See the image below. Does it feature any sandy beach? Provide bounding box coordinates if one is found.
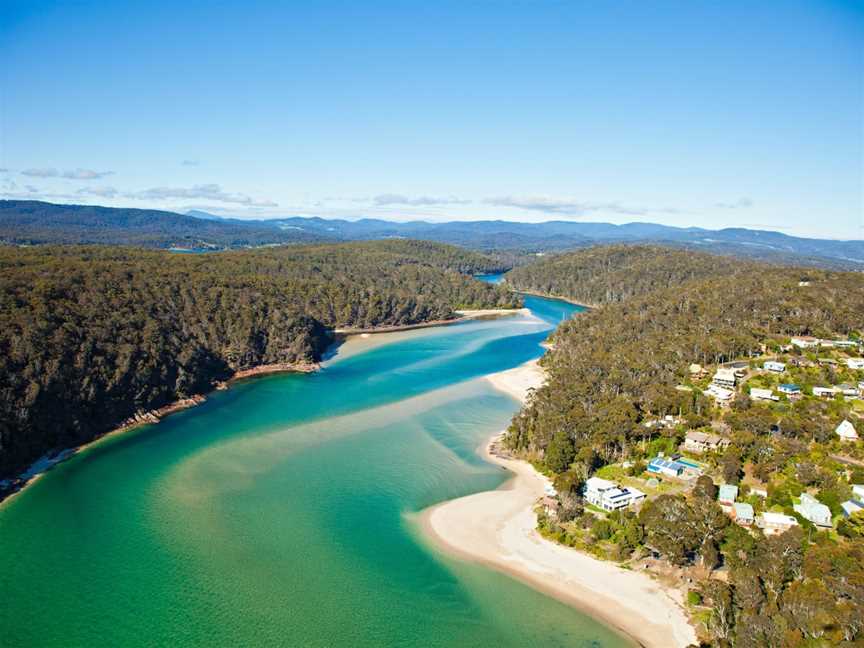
[419,361,697,648]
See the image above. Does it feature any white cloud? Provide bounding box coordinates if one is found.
[372,193,471,206]
[715,197,753,209]
[78,186,119,198]
[127,183,277,207]
[484,195,662,217]
[21,168,59,178]
[62,168,114,180]
[21,167,113,180]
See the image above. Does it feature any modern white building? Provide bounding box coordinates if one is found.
[706,384,734,401]
[583,477,646,512]
[813,386,839,398]
[836,419,860,442]
[793,493,832,527]
[712,368,738,388]
[750,388,779,402]
[846,358,864,370]
[757,511,799,536]
[763,361,786,373]
[791,336,819,348]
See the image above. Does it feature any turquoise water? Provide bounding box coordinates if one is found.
[0,292,629,647]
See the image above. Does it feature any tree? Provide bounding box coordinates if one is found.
[721,450,742,484]
[544,430,576,472]
[693,475,718,500]
[639,495,701,565]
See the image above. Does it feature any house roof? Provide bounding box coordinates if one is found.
[836,419,859,439]
[733,502,754,518]
[718,484,739,501]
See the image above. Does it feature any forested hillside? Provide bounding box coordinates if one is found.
[505,251,864,646]
[504,245,749,305]
[0,200,318,248]
[0,241,517,479]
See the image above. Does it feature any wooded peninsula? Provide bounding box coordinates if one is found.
[0,240,517,482]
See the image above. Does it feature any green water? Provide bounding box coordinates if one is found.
[0,294,629,647]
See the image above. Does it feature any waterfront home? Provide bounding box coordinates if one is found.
[847,358,864,370]
[778,384,802,398]
[683,431,729,454]
[757,511,799,536]
[706,384,734,401]
[837,384,859,398]
[712,368,737,388]
[583,477,646,512]
[841,499,864,518]
[793,493,832,528]
[718,484,738,506]
[791,336,819,349]
[836,419,860,442]
[813,386,839,398]
[763,361,786,373]
[732,502,754,526]
[750,388,779,402]
[647,457,685,478]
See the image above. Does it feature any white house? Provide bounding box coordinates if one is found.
[842,500,864,518]
[733,502,755,526]
[778,383,802,397]
[793,493,832,527]
[712,368,738,388]
[757,511,799,536]
[750,388,779,402]
[584,477,646,511]
[718,484,739,506]
[836,419,860,442]
[846,358,864,370]
[706,384,734,401]
[683,431,729,454]
[763,361,786,373]
[791,336,819,349]
[813,386,839,398]
[853,484,864,500]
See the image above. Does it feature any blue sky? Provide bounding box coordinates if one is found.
[1,1,862,238]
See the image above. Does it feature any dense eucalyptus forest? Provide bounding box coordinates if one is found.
[0,240,517,480]
[504,246,864,646]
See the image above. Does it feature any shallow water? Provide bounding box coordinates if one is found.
[0,291,630,647]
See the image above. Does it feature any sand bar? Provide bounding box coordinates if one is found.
[419,361,697,648]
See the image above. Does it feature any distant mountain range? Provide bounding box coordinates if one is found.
[1,199,862,270]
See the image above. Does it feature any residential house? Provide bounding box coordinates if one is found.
[841,500,864,518]
[778,384,802,398]
[853,484,864,500]
[846,358,864,370]
[750,388,779,402]
[706,385,734,401]
[757,511,799,536]
[683,431,730,454]
[732,502,755,526]
[583,477,646,512]
[813,386,839,398]
[832,340,859,349]
[718,484,739,506]
[836,419,860,442]
[837,384,859,398]
[791,336,819,349]
[647,457,685,478]
[763,361,786,373]
[712,368,738,389]
[793,493,832,527]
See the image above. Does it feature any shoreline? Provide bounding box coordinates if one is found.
[0,308,526,508]
[333,308,526,335]
[417,360,697,648]
[508,286,596,309]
